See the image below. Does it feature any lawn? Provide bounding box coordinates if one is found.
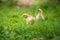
[0,2,60,40]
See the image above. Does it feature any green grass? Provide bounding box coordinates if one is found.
[0,3,60,40]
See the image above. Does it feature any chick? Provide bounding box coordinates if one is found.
[36,9,44,20]
[22,13,35,24]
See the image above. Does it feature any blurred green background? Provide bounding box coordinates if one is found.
[0,0,60,40]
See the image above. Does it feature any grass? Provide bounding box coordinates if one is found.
[0,2,60,40]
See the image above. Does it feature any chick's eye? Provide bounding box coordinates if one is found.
[23,15,27,18]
